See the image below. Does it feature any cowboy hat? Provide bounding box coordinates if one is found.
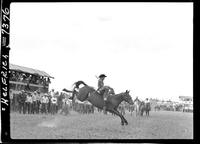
[99,74,107,78]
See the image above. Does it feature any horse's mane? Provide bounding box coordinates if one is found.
[63,88,73,93]
[114,92,125,96]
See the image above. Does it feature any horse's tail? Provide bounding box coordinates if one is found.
[73,80,87,89]
[62,88,73,93]
[62,81,87,93]
[63,81,88,103]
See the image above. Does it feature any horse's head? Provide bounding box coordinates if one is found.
[122,90,134,105]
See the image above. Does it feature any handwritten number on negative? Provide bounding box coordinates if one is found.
[1,8,10,35]
[2,8,9,15]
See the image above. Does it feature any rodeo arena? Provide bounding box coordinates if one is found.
[9,63,193,139]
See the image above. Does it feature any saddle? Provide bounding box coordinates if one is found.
[91,90,112,102]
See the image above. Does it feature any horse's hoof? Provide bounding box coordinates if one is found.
[121,123,124,126]
[125,122,128,125]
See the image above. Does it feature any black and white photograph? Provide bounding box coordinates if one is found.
[2,2,194,140]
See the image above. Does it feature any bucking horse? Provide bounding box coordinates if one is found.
[63,81,134,126]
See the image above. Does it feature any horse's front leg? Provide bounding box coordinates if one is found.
[121,114,128,125]
[114,108,128,125]
[108,109,125,126]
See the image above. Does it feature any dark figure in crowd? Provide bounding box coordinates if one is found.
[10,89,14,111]
[51,95,58,114]
[57,93,64,111]
[26,92,33,114]
[32,91,37,114]
[47,93,52,113]
[35,91,41,114]
[17,90,27,114]
[12,93,19,112]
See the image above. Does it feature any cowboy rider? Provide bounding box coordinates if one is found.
[97,74,110,114]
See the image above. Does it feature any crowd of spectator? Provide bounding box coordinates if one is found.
[10,89,71,115]
[9,71,51,86]
[10,87,189,116]
[144,98,186,112]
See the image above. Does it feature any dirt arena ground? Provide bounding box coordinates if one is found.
[10,110,193,139]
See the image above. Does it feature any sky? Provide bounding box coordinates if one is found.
[10,2,193,101]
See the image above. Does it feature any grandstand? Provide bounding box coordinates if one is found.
[9,63,54,93]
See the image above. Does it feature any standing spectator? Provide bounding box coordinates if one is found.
[43,77,47,86]
[18,73,24,82]
[24,92,28,114]
[47,93,51,114]
[51,95,57,115]
[26,92,32,114]
[9,89,14,112]
[61,97,70,115]
[144,98,150,106]
[35,91,41,114]
[50,89,55,97]
[44,94,49,114]
[17,90,27,114]
[32,91,37,114]
[31,75,36,84]
[22,73,27,82]
[13,92,19,112]
[40,94,46,114]
[41,93,49,114]
[56,92,63,111]
[47,77,51,85]
[36,76,40,84]
[50,91,55,113]
[25,74,30,82]
[10,71,15,81]
[40,76,43,85]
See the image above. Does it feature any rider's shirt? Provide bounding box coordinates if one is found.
[98,78,104,90]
